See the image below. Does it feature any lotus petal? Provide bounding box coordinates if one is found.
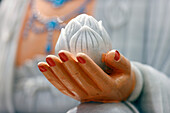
[98,21,112,50]
[55,28,69,54]
[69,26,105,67]
[65,19,82,43]
[55,14,112,69]
[75,14,89,25]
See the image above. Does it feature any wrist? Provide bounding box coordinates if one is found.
[128,69,136,99]
[127,62,143,101]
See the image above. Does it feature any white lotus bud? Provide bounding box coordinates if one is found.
[55,14,112,69]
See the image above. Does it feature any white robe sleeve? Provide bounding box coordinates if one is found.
[128,62,170,113]
[127,62,143,102]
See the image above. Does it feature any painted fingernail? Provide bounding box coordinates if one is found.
[46,57,56,66]
[77,56,86,64]
[114,50,120,61]
[38,65,47,72]
[58,52,68,62]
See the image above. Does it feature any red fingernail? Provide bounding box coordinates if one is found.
[38,65,47,72]
[114,50,120,61]
[46,57,56,66]
[58,52,68,62]
[77,56,86,64]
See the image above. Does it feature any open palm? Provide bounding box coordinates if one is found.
[38,50,135,102]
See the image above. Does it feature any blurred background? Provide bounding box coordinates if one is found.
[0,0,170,113]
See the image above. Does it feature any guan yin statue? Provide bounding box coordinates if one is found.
[39,14,136,105]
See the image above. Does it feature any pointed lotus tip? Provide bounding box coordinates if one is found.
[76,25,100,37]
[65,18,82,29]
[98,20,103,29]
[60,28,65,32]
[59,28,66,37]
[85,15,98,22]
[75,14,90,19]
[80,25,91,31]
[75,14,92,25]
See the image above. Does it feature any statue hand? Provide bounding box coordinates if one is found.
[38,50,136,102]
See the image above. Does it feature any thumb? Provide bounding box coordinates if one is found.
[102,50,131,74]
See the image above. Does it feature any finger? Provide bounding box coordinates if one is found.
[103,50,131,74]
[38,62,75,98]
[46,55,88,98]
[76,53,115,91]
[58,50,101,95]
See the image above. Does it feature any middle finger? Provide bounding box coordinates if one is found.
[58,50,101,96]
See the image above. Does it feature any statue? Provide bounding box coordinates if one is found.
[55,14,112,70]
[38,14,136,103]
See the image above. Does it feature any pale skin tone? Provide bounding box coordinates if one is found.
[15,0,136,102]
